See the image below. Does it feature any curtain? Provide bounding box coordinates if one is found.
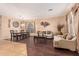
[68,12,76,36]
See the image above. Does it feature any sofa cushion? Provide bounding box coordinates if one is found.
[54,36,64,41]
[66,34,73,40]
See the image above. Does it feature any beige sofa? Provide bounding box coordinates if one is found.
[53,35,77,51]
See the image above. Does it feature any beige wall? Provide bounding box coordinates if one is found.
[0,16,35,39]
[0,16,2,40]
[0,15,67,40]
[1,16,11,39]
[0,16,21,40]
[35,16,67,34]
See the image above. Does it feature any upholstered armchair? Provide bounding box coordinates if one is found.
[45,32,54,39]
[53,35,77,51]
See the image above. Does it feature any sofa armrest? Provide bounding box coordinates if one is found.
[56,35,63,38]
[72,37,77,41]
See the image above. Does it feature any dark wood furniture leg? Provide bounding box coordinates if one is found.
[11,35,12,41]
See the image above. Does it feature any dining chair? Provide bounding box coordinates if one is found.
[45,31,54,46]
[10,30,18,41]
[20,30,29,39]
[42,31,46,37]
[37,31,43,37]
[34,31,46,43]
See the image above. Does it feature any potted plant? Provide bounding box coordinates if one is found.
[57,24,64,35]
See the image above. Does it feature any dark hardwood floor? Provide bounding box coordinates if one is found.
[26,36,79,56]
[10,36,79,56]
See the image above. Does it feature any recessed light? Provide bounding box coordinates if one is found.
[48,9,53,11]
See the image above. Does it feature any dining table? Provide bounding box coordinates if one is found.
[11,31,28,41]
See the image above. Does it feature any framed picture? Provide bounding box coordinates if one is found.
[12,21,19,28]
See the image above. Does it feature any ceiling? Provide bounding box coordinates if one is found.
[0,3,75,19]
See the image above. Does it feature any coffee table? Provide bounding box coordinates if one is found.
[34,36,46,44]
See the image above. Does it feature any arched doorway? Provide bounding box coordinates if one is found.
[27,22,35,33]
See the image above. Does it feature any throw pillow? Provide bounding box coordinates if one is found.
[63,33,68,39]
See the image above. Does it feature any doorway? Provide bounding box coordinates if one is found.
[26,22,35,33]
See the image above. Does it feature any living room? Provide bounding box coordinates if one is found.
[0,3,79,56]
